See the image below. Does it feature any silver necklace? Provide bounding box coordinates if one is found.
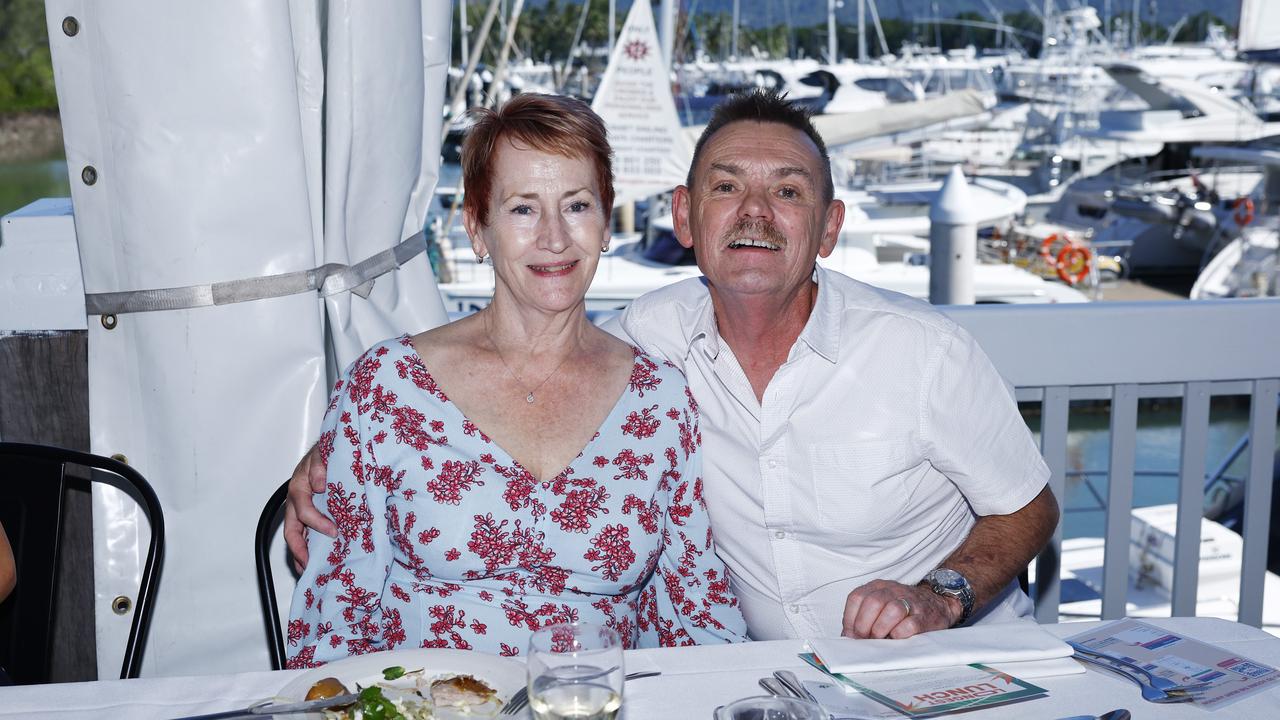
[487,333,574,404]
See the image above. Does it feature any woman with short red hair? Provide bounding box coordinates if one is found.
[287,94,745,666]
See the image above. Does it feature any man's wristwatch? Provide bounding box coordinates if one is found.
[923,568,975,626]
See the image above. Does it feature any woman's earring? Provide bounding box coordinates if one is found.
[475,252,485,264]
[602,241,610,253]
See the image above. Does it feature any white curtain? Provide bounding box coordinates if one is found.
[44,0,450,676]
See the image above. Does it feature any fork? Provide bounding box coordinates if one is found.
[1067,641,1213,694]
[501,670,662,716]
[1071,652,1200,704]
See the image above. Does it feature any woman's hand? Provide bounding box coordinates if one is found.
[284,443,334,573]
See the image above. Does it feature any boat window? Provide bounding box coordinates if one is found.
[641,228,698,266]
[854,78,890,93]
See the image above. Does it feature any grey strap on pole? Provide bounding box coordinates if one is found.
[84,231,428,316]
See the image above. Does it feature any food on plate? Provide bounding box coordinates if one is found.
[307,676,350,700]
[313,667,503,719]
[431,674,501,711]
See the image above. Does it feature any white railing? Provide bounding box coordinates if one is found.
[944,299,1280,626]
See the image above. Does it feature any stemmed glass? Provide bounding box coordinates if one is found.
[527,622,624,720]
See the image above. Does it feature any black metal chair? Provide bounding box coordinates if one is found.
[0,442,165,684]
[255,479,290,670]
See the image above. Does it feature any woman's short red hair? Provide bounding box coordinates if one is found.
[462,93,615,227]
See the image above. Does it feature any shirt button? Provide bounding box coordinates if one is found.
[774,530,786,540]
[767,459,778,469]
[789,605,800,613]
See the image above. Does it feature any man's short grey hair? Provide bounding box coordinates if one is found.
[686,88,834,203]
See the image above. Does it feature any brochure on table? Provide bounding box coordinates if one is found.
[800,653,1046,718]
[1067,619,1280,710]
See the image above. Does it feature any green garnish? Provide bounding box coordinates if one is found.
[354,685,405,720]
[382,665,406,681]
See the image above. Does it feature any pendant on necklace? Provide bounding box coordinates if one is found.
[526,392,535,404]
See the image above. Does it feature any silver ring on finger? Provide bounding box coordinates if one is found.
[899,597,912,616]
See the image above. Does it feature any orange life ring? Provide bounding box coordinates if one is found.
[1233,197,1255,226]
[1055,244,1092,285]
[1038,234,1061,264]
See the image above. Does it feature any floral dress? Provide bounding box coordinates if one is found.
[287,336,746,667]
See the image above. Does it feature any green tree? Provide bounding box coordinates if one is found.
[0,0,59,112]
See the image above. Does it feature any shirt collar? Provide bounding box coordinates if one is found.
[796,265,841,364]
[689,270,841,364]
[689,278,722,360]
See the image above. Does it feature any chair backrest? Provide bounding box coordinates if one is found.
[0,442,165,683]
[255,480,289,670]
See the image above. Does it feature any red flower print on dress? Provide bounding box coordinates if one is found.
[550,484,610,533]
[611,448,654,482]
[317,429,336,465]
[287,618,310,647]
[461,420,492,443]
[667,481,694,527]
[391,584,411,603]
[585,524,636,581]
[468,514,519,573]
[621,404,661,439]
[621,494,661,534]
[628,353,662,396]
[394,353,447,401]
[497,464,547,518]
[390,405,446,451]
[427,460,484,505]
[382,607,407,648]
[285,645,320,669]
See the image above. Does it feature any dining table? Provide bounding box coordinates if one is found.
[2,617,1278,719]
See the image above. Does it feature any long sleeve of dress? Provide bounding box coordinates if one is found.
[636,395,748,647]
[286,351,395,668]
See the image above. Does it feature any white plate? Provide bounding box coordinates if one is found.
[277,648,526,719]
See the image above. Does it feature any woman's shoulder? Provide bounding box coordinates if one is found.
[346,335,419,372]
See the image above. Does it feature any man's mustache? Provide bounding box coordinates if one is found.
[720,217,788,248]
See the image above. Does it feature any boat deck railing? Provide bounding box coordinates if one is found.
[943,299,1280,627]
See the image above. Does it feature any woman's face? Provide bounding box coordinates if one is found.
[466,139,608,315]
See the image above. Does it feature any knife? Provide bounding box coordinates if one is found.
[167,693,359,720]
[774,670,822,705]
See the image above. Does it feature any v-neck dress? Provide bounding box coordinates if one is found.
[287,335,747,667]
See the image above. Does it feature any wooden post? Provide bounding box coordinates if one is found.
[0,330,95,681]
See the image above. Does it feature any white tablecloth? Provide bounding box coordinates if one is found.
[3,618,1278,719]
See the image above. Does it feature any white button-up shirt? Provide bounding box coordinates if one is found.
[614,266,1050,640]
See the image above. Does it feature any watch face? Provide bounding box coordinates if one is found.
[932,568,965,590]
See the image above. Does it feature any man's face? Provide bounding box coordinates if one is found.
[674,120,844,300]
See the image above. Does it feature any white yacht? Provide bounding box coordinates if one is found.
[1189,146,1280,299]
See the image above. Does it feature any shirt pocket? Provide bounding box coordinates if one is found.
[807,441,911,537]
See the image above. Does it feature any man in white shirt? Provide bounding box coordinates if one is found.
[284,90,1058,641]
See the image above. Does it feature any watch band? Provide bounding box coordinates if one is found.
[924,568,975,626]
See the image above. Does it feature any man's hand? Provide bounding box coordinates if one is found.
[284,443,333,573]
[841,579,961,639]
[842,486,1059,640]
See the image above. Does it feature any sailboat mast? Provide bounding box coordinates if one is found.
[732,0,740,59]
[858,0,867,62]
[828,0,838,63]
[459,0,469,68]
[659,0,675,67]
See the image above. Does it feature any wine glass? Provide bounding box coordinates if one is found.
[527,622,624,720]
